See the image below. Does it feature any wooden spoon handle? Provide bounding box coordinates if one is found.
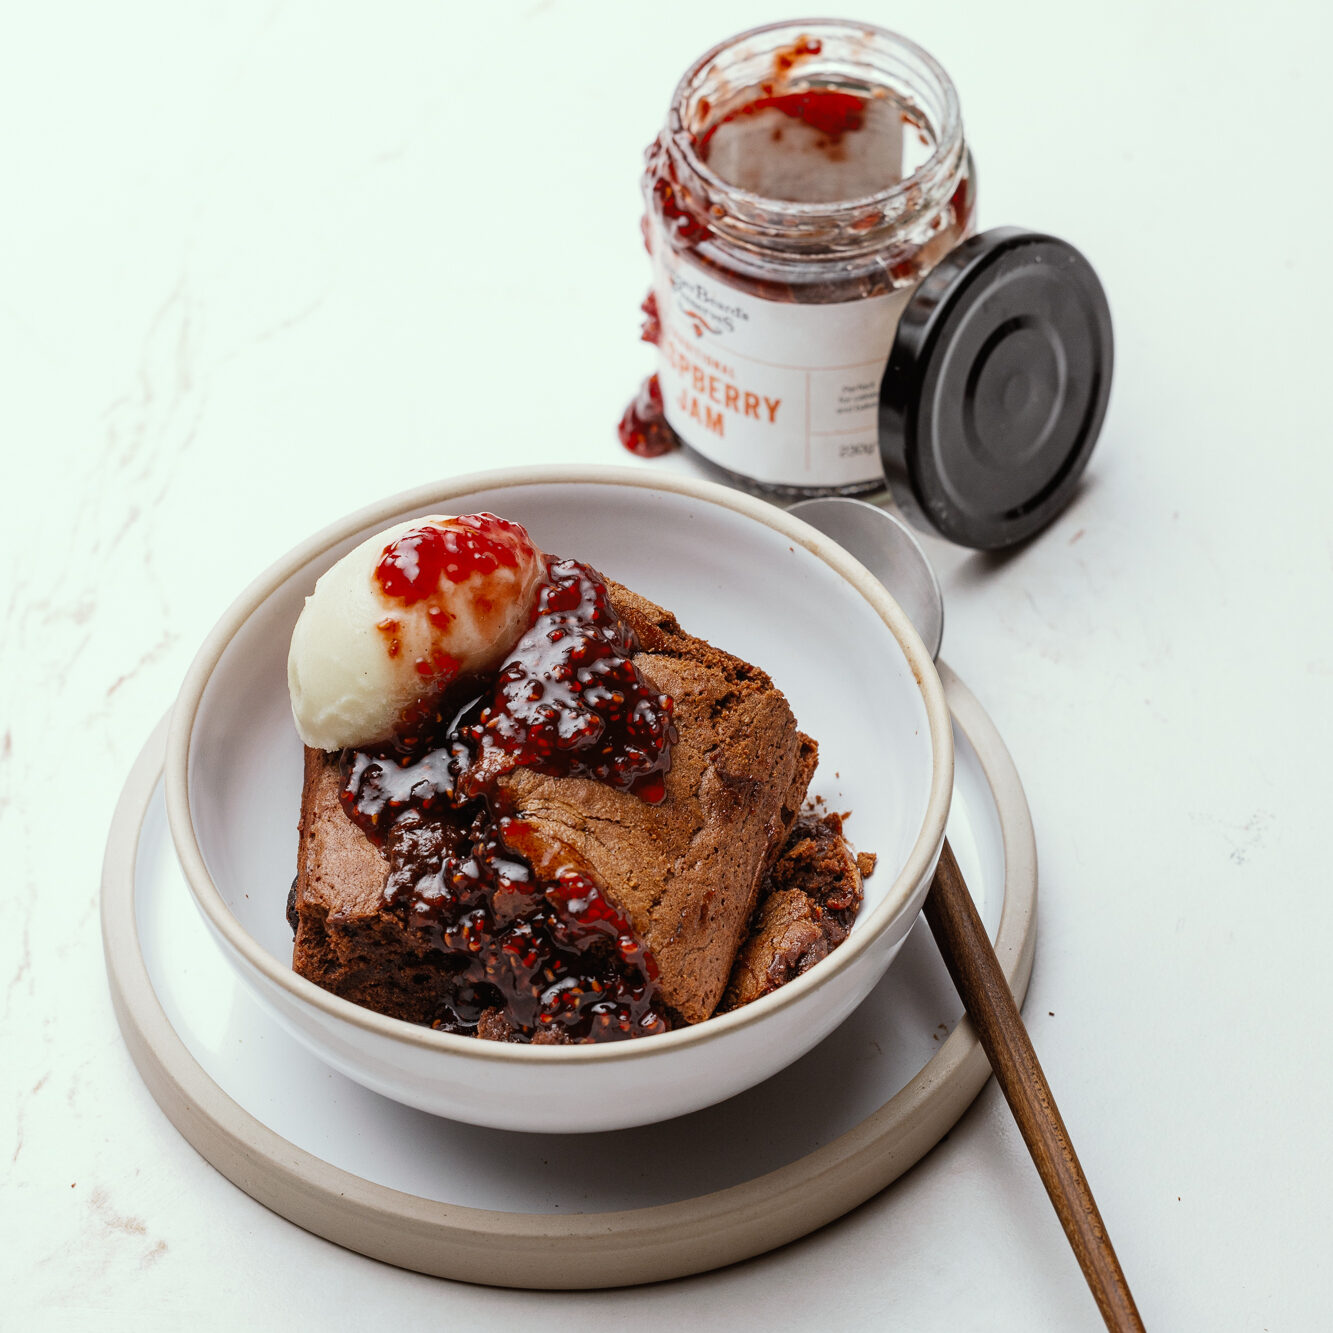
[924,838,1145,1333]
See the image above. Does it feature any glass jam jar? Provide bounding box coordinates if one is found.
[630,20,977,497]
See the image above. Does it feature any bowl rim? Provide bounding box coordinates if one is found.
[165,464,954,1066]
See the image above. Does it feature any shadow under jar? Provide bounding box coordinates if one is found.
[628,21,975,497]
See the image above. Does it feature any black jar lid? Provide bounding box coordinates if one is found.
[878,228,1113,550]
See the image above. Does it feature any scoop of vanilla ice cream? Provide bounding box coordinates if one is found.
[288,514,544,750]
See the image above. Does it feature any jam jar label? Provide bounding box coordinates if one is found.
[651,241,911,488]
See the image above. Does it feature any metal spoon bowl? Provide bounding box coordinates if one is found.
[789,498,945,660]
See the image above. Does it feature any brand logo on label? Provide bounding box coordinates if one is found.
[667,272,749,338]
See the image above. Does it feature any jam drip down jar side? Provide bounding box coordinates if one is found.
[628,21,976,497]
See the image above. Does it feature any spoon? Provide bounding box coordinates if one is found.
[789,497,1144,1333]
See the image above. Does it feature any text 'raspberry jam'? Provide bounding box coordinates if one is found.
[339,556,677,1043]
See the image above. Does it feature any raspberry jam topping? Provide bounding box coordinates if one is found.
[370,807,666,1040]
[375,513,532,605]
[339,556,676,1043]
[453,557,676,802]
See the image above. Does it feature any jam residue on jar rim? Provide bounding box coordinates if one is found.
[340,555,677,1043]
[667,21,965,225]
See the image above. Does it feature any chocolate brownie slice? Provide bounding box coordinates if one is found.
[290,581,816,1031]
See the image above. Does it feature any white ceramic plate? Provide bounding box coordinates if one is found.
[104,662,1035,1287]
[165,468,954,1129]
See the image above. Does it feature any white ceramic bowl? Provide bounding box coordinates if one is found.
[166,466,953,1132]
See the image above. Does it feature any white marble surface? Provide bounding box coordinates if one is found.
[3,1,1331,1327]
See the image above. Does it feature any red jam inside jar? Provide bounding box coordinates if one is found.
[621,21,976,496]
